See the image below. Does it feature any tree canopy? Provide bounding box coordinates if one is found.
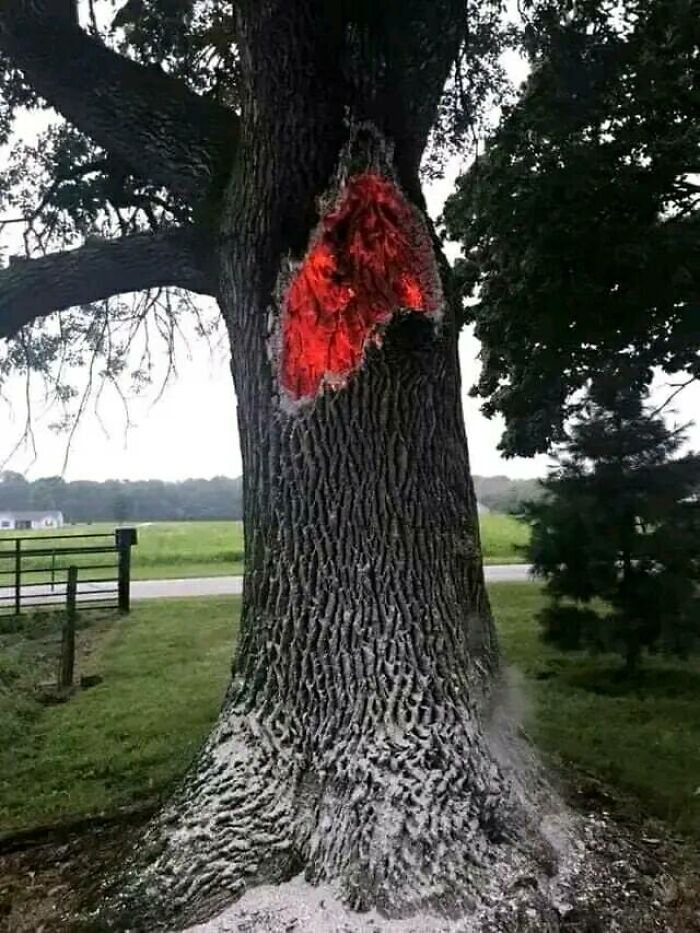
[0,0,519,443]
[6,2,698,461]
[443,0,700,456]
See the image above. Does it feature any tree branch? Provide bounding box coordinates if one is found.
[0,1,239,204]
[0,227,217,340]
[648,376,698,420]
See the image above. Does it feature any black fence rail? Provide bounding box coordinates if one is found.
[0,527,137,616]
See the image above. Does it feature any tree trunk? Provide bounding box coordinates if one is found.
[105,6,567,929]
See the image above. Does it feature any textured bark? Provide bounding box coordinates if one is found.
[0,1,238,204]
[0,227,216,339]
[99,5,570,930]
[0,6,668,930]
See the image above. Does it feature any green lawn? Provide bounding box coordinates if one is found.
[496,584,700,839]
[1,583,698,843]
[479,512,529,564]
[0,521,247,585]
[0,599,237,831]
[0,514,529,587]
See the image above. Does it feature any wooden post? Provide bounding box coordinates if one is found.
[115,527,137,614]
[14,538,21,616]
[59,565,78,689]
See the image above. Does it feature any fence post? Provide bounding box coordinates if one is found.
[14,538,21,616]
[115,527,137,614]
[58,565,78,689]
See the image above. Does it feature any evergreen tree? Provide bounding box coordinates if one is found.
[526,382,700,670]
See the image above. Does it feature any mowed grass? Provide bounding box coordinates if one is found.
[478,512,529,564]
[496,584,700,839]
[128,521,246,578]
[0,599,237,831]
[0,514,528,585]
[1,583,698,843]
[0,521,247,583]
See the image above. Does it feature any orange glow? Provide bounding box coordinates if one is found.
[280,172,437,399]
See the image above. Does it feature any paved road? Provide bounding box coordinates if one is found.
[130,563,533,599]
[0,564,533,607]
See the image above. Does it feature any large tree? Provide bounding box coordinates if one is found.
[0,2,658,930]
[443,0,700,457]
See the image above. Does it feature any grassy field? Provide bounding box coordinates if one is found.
[0,513,528,586]
[1,583,698,843]
[478,512,529,564]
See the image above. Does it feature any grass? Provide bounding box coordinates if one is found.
[0,521,247,586]
[0,514,529,588]
[1,582,698,844]
[0,599,237,832]
[479,512,529,564]
[496,583,700,840]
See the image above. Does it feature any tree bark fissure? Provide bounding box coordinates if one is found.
[0,226,216,339]
[1,3,590,929]
[101,9,573,926]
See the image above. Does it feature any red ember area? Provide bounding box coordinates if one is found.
[280,172,437,399]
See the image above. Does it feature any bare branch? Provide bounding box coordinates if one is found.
[0,1,239,203]
[0,226,217,340]
[648,376,698,420]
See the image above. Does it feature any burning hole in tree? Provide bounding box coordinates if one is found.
[279,172,442,401]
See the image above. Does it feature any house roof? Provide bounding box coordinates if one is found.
[0,510,64,520]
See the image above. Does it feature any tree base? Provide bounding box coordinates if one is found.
[182,811,677,932]
[92,670,663,932]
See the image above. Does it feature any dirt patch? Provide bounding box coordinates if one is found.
[0,811,149,933]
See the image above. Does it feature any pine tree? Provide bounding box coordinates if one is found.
[526,381,700,671]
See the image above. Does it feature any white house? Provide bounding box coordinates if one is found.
[0,510,64,531]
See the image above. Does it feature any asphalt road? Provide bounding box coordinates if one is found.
[130,563,532,599]
[0,564,533,607]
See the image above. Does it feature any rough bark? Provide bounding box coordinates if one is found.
[0,1,238,204]
[96,5,575,931]
[0,227,216,339]
[0,6,677,930]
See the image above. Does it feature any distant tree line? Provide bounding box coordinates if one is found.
[0,472,244,523]
[0,471,537,524]
[472,475,543,514]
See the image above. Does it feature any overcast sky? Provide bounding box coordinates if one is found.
[1,50,698,484]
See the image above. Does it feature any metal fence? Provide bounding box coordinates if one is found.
[0,527,137,616]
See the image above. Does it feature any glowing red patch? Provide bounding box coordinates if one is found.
[280,172,439,400]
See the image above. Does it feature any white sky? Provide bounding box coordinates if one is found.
[1,50,698,484]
